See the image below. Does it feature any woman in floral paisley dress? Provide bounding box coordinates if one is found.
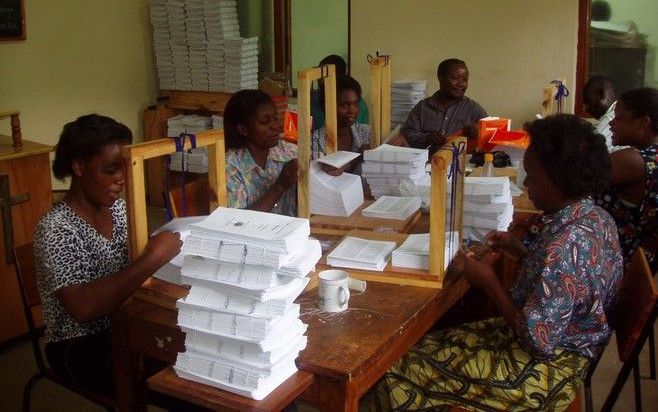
[369,115,623,412]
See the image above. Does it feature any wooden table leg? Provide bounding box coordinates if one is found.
[112,310,147,412]
[316,376,359,412]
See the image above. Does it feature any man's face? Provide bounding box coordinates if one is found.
[583,88,607,119]
[439,63,468,99]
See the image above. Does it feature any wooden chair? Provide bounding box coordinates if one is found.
[13,241,115,412]
[600,247,658,412]
[167,177,211,218]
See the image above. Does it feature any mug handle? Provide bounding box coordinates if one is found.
[338,285,350,308]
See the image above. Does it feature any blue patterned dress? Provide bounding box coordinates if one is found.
[595,144,658,273]
[371,198,623,411]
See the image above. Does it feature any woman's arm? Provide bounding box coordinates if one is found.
[56,231,182,322]
[247,159,298,212]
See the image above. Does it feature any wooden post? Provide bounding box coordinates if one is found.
[297,65,338,218]
[429,136,466,287]
[369,56,392,148]
[0,111,22,148]
[369,59,382,148]
[381,56,392,139]
[123,129,225,259]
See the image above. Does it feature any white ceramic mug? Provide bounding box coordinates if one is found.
[318,270,351,312]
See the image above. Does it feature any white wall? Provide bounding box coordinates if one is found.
[0,0,157,190]
[350,0,580,128]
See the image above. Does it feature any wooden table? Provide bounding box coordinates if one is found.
[111,263,489,411]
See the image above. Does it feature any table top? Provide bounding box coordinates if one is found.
[295,276,467,381]
[0,136,52,161]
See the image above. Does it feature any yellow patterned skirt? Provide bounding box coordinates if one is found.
[369,318,590,412]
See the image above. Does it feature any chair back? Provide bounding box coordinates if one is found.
[615,247,658,363]
[168,178,210,218]
[13,241,49,372]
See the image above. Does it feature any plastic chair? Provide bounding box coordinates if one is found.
[13,241,115,412]
[600,247,658,412]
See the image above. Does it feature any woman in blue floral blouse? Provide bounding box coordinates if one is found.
[224,90,298,216]
[369,115,623,411]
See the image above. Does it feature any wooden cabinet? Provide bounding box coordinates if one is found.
[143,90,231,207]
[0,136,52,343]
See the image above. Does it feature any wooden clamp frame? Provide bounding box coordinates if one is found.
[315,136,466,289]
[0,111,22,148]
[123,129,226,260]
[369,55,391,148]
[297,64,337,218]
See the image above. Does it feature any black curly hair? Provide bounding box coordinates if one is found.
[223,89,275,149]
[618,87,658,135]
[525,114,610,198]
[52,114,132,180]
[337,75,362,100]
[437,58,466,78]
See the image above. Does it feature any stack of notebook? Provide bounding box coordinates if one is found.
[361,196,421,221]
[457,177,514,241]
[149,0,244,92]
[224,37,259,92]
[167,115,213,174]
[327,236,397,271]
[205,0,240,91]
[310,160,364,217]
[391,232,459,270]
[362,144,430,198]
[391,80,427,128]
[173,208,320,400]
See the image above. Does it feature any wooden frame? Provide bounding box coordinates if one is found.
[0,0,26,41]
[369,55,391,148]
[317,136,466,288]
[123,129,226,259]
[297,64,337,218]
[575,0,591,116]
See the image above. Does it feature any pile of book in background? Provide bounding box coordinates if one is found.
[224,37,259,92]
[459,177,514,241]
[362,144,430,198]
[167,114,215,174]
[172,208,321,399]
[391,80,427,128]
[149,0,259,93]
[392,232,459,270]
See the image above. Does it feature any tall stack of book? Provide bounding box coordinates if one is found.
[224,37,259,92]
[167,114,213,174]
[458,177,514,241]
[204,0,240,91]
[150,0,246,92]
[174,208,321,400]
[391,80,427,128]
[362,144,430,199]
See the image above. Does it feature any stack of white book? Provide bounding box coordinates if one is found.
[167,115,213,173]
[362,144,430,198]
[224,37,259,92]
[391,232,459,271]
[150,0,176,90]
[212,114,224,130]
[361,196,421,221]
[310,162,364,217]
[327,236,396,271]
[204,0,241,91]
[174,208,321,400]
[391,80,427,127]
[456,177,514,241]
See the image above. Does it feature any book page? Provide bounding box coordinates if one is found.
[328,236,396,264]
[317,150,360,169]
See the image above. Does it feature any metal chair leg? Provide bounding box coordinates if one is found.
[650,327,656,380]
[22,372,44,412]
[633,359,642,412]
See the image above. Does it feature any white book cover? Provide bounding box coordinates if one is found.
[316,150,361,169]
[363,144,428,163]
[327,236,396,271]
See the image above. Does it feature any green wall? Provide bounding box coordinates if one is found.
[291,0,349,87]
